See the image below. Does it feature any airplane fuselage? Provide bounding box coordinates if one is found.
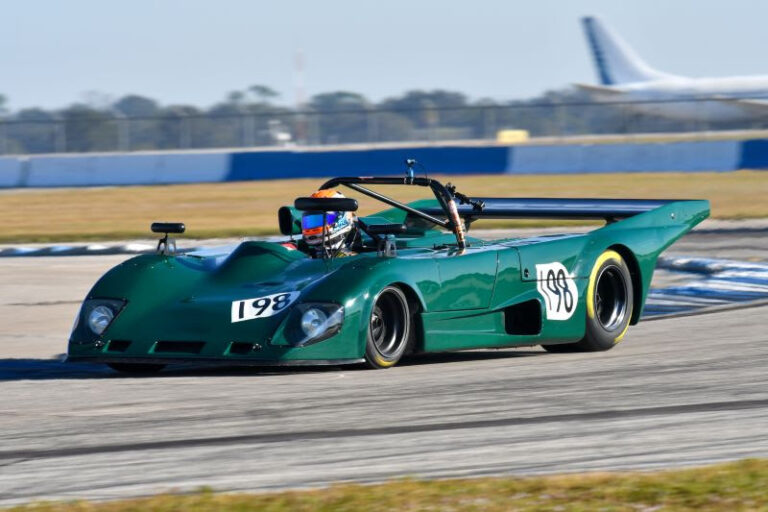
[581,17,768,122]
[599,77,768,122]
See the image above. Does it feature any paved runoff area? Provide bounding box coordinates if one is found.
[0,227,766,505]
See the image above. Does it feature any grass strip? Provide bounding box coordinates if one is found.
[0,171,765,243]
[7,459,767,512]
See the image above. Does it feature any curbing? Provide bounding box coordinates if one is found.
[0,243,160,258]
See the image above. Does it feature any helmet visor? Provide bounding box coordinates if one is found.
[302,212,338,231]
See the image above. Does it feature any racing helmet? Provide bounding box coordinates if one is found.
[301,189,356,251]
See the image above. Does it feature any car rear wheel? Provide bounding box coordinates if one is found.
[365,286,410,369]
[107,363,166,374]
[543,250,633,353]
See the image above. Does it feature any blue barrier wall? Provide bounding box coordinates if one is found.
[0,157,22,187]
[25,152,230,187]
[228,146,509,181]
[507,141,741,174]
[1,138,766,188]
[738,139,768,169]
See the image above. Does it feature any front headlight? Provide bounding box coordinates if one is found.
[88,305,114,335]
[301,308,329,339]
[70,298,126,343]
[288,303,344,346]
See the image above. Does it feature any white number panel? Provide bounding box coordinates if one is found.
[536,262,577,321]
[231,291,300,323]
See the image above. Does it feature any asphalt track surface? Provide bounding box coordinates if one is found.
[0,229,767,505]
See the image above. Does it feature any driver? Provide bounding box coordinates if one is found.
[301,189,358,257]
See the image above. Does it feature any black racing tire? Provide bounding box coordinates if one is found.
[364,286,411,369]
[543,250,634,353]
[107,363,166,374]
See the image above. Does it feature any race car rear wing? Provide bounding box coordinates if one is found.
[420,198,680,222]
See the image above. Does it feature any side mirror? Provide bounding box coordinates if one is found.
[294,197,359,212]
[278,206,302,236]
[151,222,185,234]
[150,222,185,255]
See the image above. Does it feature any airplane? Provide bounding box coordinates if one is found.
[577,16,768,121]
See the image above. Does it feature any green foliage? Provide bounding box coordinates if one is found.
[113,95,160,117]
[308,91,371,144]
[9,108,58,153]
[60,104,118,152]
[226,90,246,106]
[249,84,279,101]
[309,91,369,111]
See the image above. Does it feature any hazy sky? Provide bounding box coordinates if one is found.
[4,0,768,110]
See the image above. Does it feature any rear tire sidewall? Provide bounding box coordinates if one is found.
[583,250,634,351]
[365,286,410,369]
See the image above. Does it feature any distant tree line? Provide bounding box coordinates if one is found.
[0,85,761,154]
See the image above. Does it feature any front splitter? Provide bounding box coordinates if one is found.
[66,355,365,367]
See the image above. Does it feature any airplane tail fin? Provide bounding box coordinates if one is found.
[581,16,673,85]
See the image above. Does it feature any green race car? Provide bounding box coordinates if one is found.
[67,173,709,372]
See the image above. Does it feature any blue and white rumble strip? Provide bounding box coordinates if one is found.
[644,256,768,317]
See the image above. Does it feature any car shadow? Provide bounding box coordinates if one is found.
[400,349,543,366]
[0,349,546,381]
[0,358,341,381]
[0,357,113,381]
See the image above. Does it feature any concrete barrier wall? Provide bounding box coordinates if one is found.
[738,139,768,168]
[24,153,230,187]
[1,138,766,188]
[227,146,509,181]
[508,141,741,174]
[0,158,23,188]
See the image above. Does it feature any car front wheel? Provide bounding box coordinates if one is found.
[364,286,411,369]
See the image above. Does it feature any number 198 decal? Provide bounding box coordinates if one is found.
[231,292,300,323]
[536,262,577,321]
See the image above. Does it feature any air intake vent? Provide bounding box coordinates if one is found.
[504,300,542,335]
[107,340,132,352]
[154,341,206,354]
[228,342,253,355]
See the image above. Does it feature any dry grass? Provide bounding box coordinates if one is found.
[6,459,767,511]
[0,171,765,243]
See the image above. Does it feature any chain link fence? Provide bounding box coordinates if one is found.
[2,98,768,155]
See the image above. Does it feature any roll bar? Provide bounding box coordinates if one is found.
[320,176,468,249]
[319,175,684,249]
